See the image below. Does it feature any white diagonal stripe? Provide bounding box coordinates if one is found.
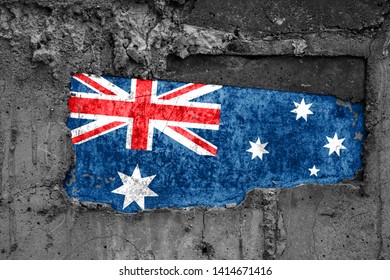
[71,119,127,144]
[74,74,131,99]
[158,84,222,104]
[152,121,216,156]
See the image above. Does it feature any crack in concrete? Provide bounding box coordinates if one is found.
[376,51,389,260]
[37,121,60,181]
[311,192,324,260]
[5,104,18,259]
[49,214,66,233]
[65,209,77,259]
[262,189,279,260]
[276,211,286,257]
[0,80,5,199]
[238,211,244,259]
[30,109,37,166]
[201,208,206,240]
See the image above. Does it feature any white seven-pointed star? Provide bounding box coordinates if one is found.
[323,133,346,156]
[291,98,314,121]
[112,165,157,210]
[309,165,320,176]
[246,137,269,160]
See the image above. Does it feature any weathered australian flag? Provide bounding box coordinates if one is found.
[64,73,365,213]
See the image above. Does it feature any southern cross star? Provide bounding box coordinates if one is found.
[246,137,269,160]
[112,165,157,210]
[309,165,320,176]
[324,133,346,156]
[291,98,314,121]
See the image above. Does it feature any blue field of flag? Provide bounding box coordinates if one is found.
[64,74,365,213]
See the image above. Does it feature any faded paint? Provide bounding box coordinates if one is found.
[65,74,365,213]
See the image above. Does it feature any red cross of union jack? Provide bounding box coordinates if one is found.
[68,73,222,156]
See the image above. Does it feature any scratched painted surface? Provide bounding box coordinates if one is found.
[64,74,365,213]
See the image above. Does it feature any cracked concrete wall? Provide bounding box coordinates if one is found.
[1,0,390,259]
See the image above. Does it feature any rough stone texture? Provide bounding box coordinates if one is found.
[185,0,390,36]
[166,55,365,101]
[0,0,390,260]
[365,24,390,259]
[278,185,378,259]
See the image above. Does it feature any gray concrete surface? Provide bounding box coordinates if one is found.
[0,0,390,259]
[166,55,365,101]
[185,0,389,36]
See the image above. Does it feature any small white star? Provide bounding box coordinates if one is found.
[112,165,157,210]
[291,98,314,121]
[246,137,269,160]
[309,165,320,176]
[323,133,346,156]
[354,132,363,141]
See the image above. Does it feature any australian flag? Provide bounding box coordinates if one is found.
[64,73,365,213]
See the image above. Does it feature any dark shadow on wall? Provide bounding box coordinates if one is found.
[165,55,365,102]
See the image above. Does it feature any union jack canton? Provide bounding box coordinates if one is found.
[69,73,222,156]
